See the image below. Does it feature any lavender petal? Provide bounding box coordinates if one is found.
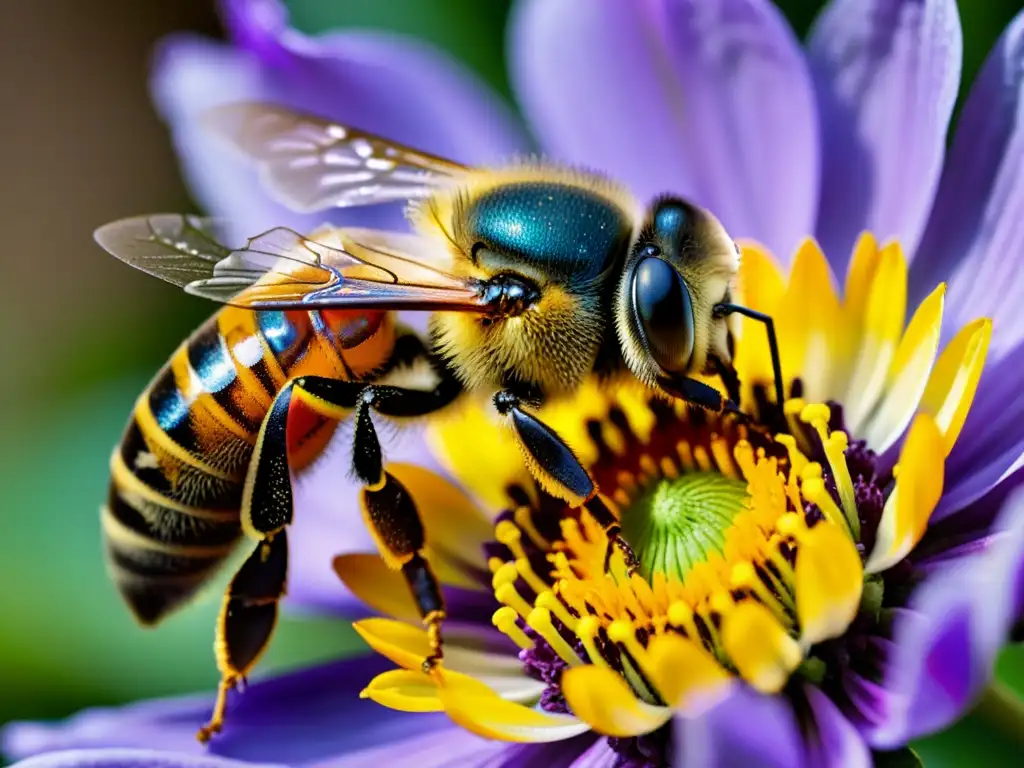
[910,9,1024,364]
[803,686,872,768]
[7,750,282,768]
[808,0,962,273]
[871,484,1024,747]
[510,0,818,259]
[2,657,449,765]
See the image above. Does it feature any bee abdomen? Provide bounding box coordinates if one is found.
[104,457,243,625]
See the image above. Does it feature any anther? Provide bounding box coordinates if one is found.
[710,436,738,478]
[730,562,792,628]
[800,477,849,533]
[495,583,534,620]
[495,520,529,561]
[693,445,713,472]
[514,506,550,549]
[515,557,549,597]
[492,606,535,650]
[676,441,696,470]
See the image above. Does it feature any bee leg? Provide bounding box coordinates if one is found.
[493,390,639,573]
[710,355,742,406]
[199,530,288,743]
[290,372,462,673]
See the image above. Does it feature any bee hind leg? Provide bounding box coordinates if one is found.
[199,531,288,743]
[493,390,639,574]
[291,372,461,674]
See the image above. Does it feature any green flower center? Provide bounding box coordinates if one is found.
[620,471,750,582]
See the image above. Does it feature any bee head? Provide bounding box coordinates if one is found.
[616,197,740,392]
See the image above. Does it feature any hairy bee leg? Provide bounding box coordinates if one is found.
[291,372,462,671]
[710,355,742,406]
[713,303,786,411]
[492,390,639,573]
[199,530,288,743]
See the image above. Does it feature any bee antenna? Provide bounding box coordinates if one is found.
[712,303,786,416]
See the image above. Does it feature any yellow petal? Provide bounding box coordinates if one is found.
[390,462,492,573]
[360,668,447,712]
[795,521,863,645]
[733,242,786,404]
[863,284,945,452]
[334,553,420,622]
[842,232,882,324]
[437,676,591,742]
[352,618,524,677]
[774,239,841,403]
[918,318,992,455]
[865,414,945,574]
[644,633,733,716]
[722,601,803,694]
[841,242,908,432]
[427,396,531,513]
[561,664,672,737]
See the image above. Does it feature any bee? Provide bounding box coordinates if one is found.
[94,103,785,742]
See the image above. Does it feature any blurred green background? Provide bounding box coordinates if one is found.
[1,1,1023,765]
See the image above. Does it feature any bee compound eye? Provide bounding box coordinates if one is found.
[631,256,695,374]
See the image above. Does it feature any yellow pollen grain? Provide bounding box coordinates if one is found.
[492,606,535,650]
[495,583,534,620]
[516,557,550,597]
[711,436,738,478]
[576,615,612,669]
[694,445,713,471]
[536,590,579,632]
[514,505,550,549]
[677,441,696,470]
[527,607,583,666]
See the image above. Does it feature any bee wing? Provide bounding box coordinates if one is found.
[201,103,468,213]
[95,214,486,312]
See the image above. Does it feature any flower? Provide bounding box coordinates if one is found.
[339,235,1008,766]
[7,0,1024,766]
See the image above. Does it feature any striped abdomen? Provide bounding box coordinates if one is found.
[105,305,393,624]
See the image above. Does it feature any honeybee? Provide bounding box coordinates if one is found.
[94,103,785,742]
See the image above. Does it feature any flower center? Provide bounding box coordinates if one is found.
[621,471,749,583]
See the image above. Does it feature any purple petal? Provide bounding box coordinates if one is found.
[2,657,450,765]
[808,0,962,272]
[568,739,618,768]
[935,348,1024,518]
[871,484,1024,747]
[152,3,528,243]
[802,686,872,768]
[842,670,894,730]
[674,685,803,767]
[511,0,818,259]
[7,750,281,768]
[910,9,1024,364]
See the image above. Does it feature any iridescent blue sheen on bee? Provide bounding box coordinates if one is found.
[467,182,632,280]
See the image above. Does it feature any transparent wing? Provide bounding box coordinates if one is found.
[201,102,468,213]
[94,214,486,312]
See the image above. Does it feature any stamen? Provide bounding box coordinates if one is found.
[676,441,696,470]
[536,590,579,632]
[784,398,808,446]
[800,465,851,534]
[516,557,550,597]
[607,620,660,703]
[495,520,528,562]
[494,573,535,619]
[514,505,550,549]
[576,615,612,670]
[693,445,712,471]
[492,606,535,650]
[667,600,702,644]
[710,436,738,478]
[527,607,583,666]
[801,405,860,539]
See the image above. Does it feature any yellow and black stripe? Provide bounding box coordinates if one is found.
[104,307,395,625]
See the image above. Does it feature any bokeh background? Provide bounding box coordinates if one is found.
[2,1,1023,765]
